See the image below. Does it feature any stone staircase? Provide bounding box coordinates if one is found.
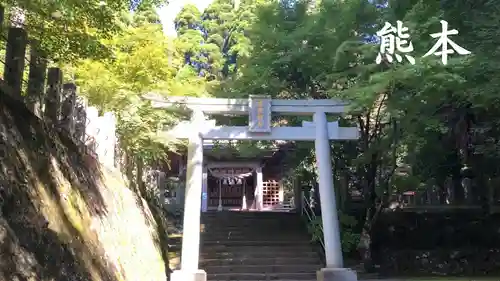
[200,211,323,281]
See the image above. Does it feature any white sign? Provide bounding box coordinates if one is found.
[375,20,470,65]
[422,20,471,65]
[376,20,415,64]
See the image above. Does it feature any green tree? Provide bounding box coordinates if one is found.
[174,0,258,80]
[65,9,206,167]
[216,0,500,269]
[1,0,168,61]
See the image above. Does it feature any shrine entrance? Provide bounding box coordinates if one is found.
[208,176,245,208]
[143,94,360,281]
[206,166,255,210]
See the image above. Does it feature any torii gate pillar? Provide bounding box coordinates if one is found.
[314,111,343,267]
[314,112,357,281]
[170,110,207,281]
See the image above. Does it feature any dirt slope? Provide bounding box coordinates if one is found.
[0,85,169,281]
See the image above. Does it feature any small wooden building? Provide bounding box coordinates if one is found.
[165,140,294,211]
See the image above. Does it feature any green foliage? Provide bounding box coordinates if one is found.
[307,218,322,243]
[61,0,500,231]
[174,0,261,81]
[307,213,360,253]
[2,0,168,61]
[224,0,500,201]
[200,1,500,263]
[64,11,200,164]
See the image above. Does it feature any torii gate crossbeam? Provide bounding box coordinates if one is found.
[161,120,358,140]
[143,94,360,281]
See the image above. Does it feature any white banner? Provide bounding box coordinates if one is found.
[208,167,254,179]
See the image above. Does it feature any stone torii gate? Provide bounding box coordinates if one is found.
[143,94,360,281]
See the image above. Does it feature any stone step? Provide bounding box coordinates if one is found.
[202,240,312,247]
[202,243,315,252]
[206,233,306,237]
[202,219,301,226]
[202,226,304,231]
[207,272,317,281]
[201,212,321,281]
[202,229,306,234]
[204,264,321,274]
[200,231,311,237]
[200,256,320,267]
[207,263,320,274]
[200,213,301,219]
[200,250,320,259]
[202,215,302,220]
[201,235,310,242]
[201,218,303,224]
[202,251,318,259]
[201,221,305,226]
[203,223,303,227]
[200,217,303,225]
[206,224,306,227]
[201,214,301,219]
[201,229,308,236]
[202,219,303,224]
[201,230,306,237]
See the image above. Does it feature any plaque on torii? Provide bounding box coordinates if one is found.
[248,95,272,133]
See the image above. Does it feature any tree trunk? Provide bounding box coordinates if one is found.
[339,170,349,211]
[136,156,146,198]
[358,159,377,271]
[357,202,382,272]
[358,207,373,270]
[125,152,136,191]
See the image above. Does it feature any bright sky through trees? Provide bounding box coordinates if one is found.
[157,0,214,36]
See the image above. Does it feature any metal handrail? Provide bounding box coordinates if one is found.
[301,191,325,254]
